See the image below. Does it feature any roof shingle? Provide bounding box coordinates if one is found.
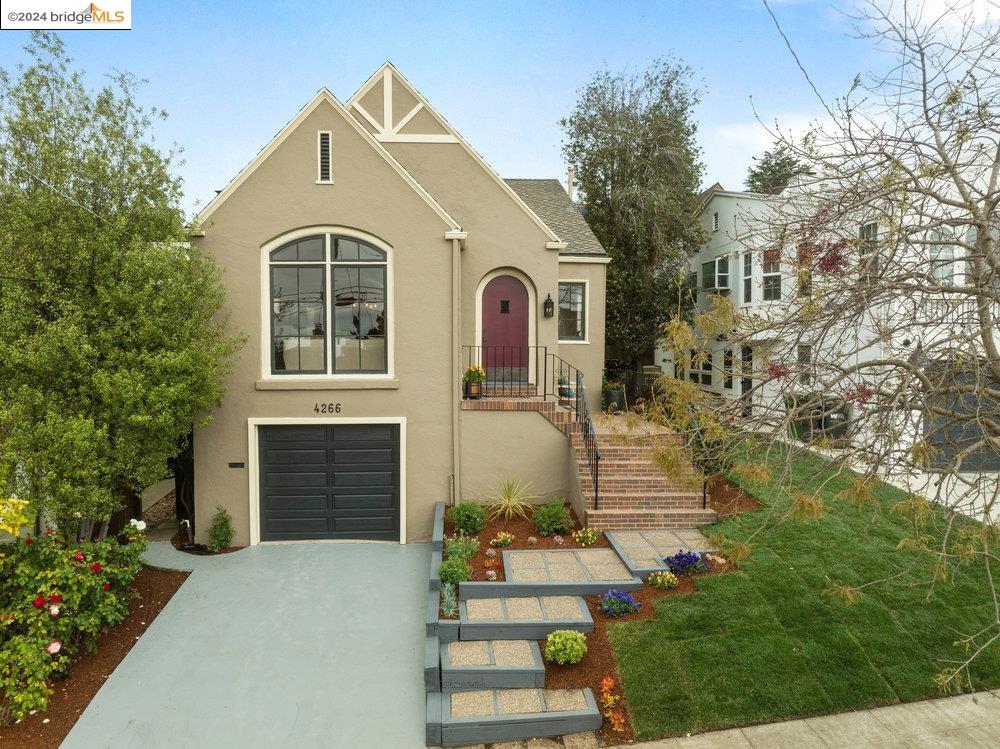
[504,179,607,256]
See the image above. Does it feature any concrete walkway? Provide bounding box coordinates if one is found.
[630,690,1000,748]
[63,540,430,748]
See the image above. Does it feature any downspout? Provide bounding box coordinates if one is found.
[447,231,467,505]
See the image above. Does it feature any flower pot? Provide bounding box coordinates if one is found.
[464,380,482,399]
[558,385,574,399]
[605,389,626,412]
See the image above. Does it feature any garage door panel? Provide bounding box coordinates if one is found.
[264,448,328,465]
[259,424,400,541]
[332,448,394,464]
[333,493,394,510]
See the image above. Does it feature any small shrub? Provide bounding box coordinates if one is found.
[487,478,538,522]
[553,535,565,545]
[647,570,678,589]
[533,499,571,536]
[447,502,487,535]
[443,533,479,560]
[439,557,471,586]
[526,536,538,545]
[208,506,234,552]
[664,549,706,575]
[598,589,641,617]
[544,630,588,665]
[440,583,458,618]
[489,531,514,548]
[572,527,601,546]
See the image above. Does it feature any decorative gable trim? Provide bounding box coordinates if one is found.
[193,88,461,231]
[347,63,563,245]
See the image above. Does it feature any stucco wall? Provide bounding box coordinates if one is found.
[192,100,457,545]
[458,411,573,504]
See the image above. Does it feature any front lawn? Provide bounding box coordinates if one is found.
[610,445,1000,739]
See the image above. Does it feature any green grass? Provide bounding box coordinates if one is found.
[610,445,1000,739]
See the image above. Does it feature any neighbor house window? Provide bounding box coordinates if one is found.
[701,256,730,291]
[762,249,781,301]
[689,349,712,386]
[930,229,955,283]
[742,252,752,304]
[723,348,734,389]
[797,344,812,385]
[270,234,387,374]
[558,282,586,341]
[859,221,879,274]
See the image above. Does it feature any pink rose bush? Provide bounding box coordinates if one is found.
[0,524,148,725]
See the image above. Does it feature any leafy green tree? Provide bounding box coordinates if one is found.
[561,58,705,371]
[745,141,809,193]
[0,32,242,537]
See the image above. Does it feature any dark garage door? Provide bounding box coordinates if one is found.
[259,424,400,541]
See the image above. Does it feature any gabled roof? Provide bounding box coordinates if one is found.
[346,63,563,245]
[504,179,607,256]
[193,88,461,231]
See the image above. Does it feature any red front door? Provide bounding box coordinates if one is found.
[481,275,529,385]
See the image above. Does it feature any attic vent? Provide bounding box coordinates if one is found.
[317,131,332,183]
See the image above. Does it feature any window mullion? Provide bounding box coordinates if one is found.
[325,235,333,374]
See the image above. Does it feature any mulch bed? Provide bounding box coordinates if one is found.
[169,530,244,556]
[443,505,610,585]
[0,566,190,749]
[708,476,764,517]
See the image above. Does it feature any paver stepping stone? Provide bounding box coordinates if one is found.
[428,688,602,747]
[606,528,716,574]
[458,596,592,639]
[441,639,545,689]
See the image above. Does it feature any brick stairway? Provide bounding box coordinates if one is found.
[462,397,717,530]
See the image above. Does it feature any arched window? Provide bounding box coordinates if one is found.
[269,233,388,374]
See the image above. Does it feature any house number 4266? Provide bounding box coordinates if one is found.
[313,403,342,414]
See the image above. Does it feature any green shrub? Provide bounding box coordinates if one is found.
[533,499,571,536]
[443,533,479,560]
[208,506,234,552]
[572,527,601,546]
[440,583,458,618]
[439,557,471,586]
[544,630,588,665]
[0,524,148,725]
[447,502,487,535]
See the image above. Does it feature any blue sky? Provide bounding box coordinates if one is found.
[0,0,881,216]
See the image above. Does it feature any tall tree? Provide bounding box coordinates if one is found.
[561,58,705,371]
[0,32,243,537]
[745,141,809,193]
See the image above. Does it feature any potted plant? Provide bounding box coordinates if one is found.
[604,380,626,412]
[463,364,486,399]
[558,375,575,399]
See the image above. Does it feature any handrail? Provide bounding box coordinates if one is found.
[575,372,601,511]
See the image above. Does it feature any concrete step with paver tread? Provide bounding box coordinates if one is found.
[458,596,593,640]
[426,688,602,746]
[440,639,545,689]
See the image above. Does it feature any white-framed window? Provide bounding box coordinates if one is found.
[723,348,734,389]
[762,249,781,301]
[688,349,712,386]
[742,252,752,304]
[859,221,878,273]
[797,344,812,385]
[317,131,333,183]
[268,233,388,375]
[712,211,720,231]
[557,281,587,342]
[930,229,955,283]
[701,256,730,291]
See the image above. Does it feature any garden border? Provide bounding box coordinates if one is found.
[439,640,545,689]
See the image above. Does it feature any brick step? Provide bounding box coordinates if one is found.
[427,687,602,747]
[578,473,699,487]
[440,640,545,690]
[584,507,718,530]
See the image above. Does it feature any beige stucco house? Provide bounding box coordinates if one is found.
[188,63,609,546]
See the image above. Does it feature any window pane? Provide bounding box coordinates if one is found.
[334,237,385,262]
[763,275,781,300]
[332,265,386,372]
[701,261,714,289]
[270,236,324,262]
[558,282,585,340]
[271,265,325,373]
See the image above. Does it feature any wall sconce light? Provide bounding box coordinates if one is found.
[543,293,554,318]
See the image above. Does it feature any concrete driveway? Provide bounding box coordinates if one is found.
[63,541,430,749]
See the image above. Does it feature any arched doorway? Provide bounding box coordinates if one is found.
[481,274,529,391]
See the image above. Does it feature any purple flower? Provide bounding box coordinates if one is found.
[598,589,640,617]
[664,550,706,575]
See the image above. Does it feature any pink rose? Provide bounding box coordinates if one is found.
[74,552,85,562]
[46,641,61,655]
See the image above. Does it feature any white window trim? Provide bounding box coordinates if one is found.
[741,252,753,306]
[557,278,590,344]
[246,416,406,545]
[316,131,334,184]
[259,227,395,382]
[761,253,782,302]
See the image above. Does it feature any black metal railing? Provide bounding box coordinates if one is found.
[462,345,548,398]
[575,372,601,510]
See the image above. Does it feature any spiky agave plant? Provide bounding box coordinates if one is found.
[487,477,538,524]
